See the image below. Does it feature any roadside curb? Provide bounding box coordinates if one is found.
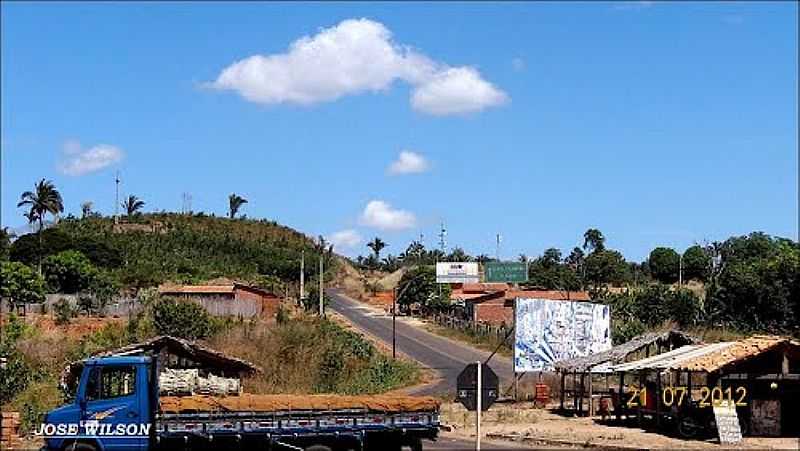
[485,432,645,450]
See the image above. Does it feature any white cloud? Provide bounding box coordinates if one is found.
[58,140,124,176]
[410,67,509,116]
[210,18,507,116]
[388,150,430,175]
[359,200,416,230]
[328,229,363,250]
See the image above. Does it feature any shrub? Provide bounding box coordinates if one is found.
[10,379,63,434]
[0,261,46,306]
[152,297,216,339]
[43,250,97,293]
[54,298,75,325]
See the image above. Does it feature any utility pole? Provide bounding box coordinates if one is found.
[679,252,683,287]
[476,360,482,451]
[114,171,120,224]
[496,234,502,261]
[319,255,324,317]
[300,251,305,303]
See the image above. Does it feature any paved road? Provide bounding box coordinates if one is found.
[426,435,535,450]
[327,289,514,396]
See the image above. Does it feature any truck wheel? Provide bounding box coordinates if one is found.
[65,442,97,451]
[305,446,333,451]
[408,437,423,451]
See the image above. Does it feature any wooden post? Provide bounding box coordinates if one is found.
[655,371,662,428]
[588,373,594,417]
[578,373,585,416]
[560,372,566,410]
[617,372,625,421]
[573,372,579,413]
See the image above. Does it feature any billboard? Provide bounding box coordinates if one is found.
[436,262,480,284]
[484,262,528,283]
[514,298,611,372]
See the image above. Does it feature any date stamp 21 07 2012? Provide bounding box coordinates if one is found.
[625,386,747,408]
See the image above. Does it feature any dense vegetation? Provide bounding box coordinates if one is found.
[5,212,334,295]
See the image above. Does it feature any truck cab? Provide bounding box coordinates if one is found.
[44,356,154,451]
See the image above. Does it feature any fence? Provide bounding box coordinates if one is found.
[431,313,513,343]
[1,294,264,318]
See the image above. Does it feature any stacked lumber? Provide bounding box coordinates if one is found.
[160,393,441,414]
[1,411,21,450]
[196,373,241,396]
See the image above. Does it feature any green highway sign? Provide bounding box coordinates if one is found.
[484,261,528,283]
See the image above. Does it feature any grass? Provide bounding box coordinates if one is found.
[423,322,513,358]
[206,314,421,395]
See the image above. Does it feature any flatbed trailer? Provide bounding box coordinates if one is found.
[42,355,440,451]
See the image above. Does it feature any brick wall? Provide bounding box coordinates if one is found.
[1,411,20,450]
[474,299,513,326]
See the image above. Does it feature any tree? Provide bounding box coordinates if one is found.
[526,248,581,291]
[583,228,605,254]
[9,228,73,267]
[228,193,248,219]
[447,247,472,262]
[42,250,97,293]
[367,237,387,260]
[0,227,13,260]
[0,261,46,307]
[401,241,426,264]
[17,179,64,272]
[584,249,629,287]
[122,195,145,217]
[649,247,681,284]
[81,201,94,218]
[396,266,451,312]
[152,297,216,339]
[682,245,711,281]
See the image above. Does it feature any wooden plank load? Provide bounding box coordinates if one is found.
[159,393,441,414]
[1,411,21,450]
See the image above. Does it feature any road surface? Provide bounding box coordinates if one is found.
[327,289,514,395]
[427,434,534,450]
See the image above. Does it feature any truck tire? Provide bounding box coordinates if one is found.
[305,446,333,451]
[64,442,97,451]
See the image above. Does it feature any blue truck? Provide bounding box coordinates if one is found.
[40,355,440,451]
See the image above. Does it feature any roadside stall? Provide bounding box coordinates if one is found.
[608,335,800,438]
[554,330,698,417]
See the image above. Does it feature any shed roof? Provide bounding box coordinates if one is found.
[555,330,699,372]
[95,335,261,374]
[608,336,799,374]
[158,282,275,297]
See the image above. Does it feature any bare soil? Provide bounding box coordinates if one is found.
[441,402,798,450]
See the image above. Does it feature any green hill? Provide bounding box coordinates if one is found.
[8,213,333,291]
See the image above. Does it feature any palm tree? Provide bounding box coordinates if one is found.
[228,193,248,219]
[17,179,64,272]
[122,195,145,217]
[367,237,387,260]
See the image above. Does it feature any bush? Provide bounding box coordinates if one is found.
[682,245,711,282]
[54,298,76,325]
[152,297,217,339]
[43,250,97,293]
[10,379,63,434]
[0,261,46,306]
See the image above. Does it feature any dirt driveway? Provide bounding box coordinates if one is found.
[440,402,799,450]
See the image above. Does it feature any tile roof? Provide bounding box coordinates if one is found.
[608,335,799,374]
[555,330,700,372]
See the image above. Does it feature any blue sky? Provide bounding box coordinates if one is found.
[2,1,797,261]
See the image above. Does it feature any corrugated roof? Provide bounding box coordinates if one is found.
[608,336,799,374]
[555,330,700,372]
[159,285,235,294]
